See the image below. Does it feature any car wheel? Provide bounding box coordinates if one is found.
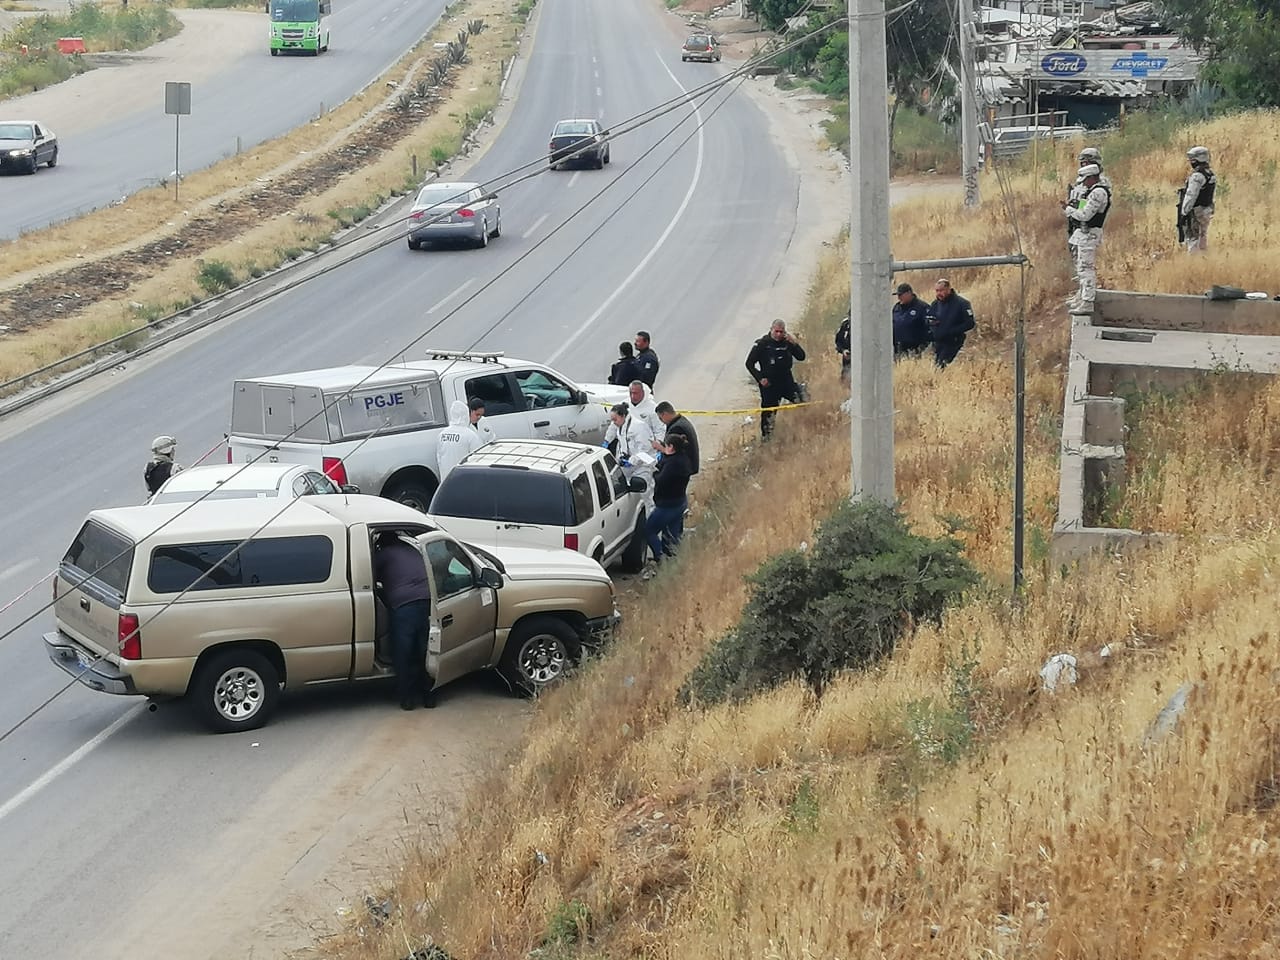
[271,48,279,56]
[499,616,579,696]
[682,55,688,61]
[603,148,610,165]
[26,155,38,175]
[407,238,420,250]
[478,219,489,247]
[191,647,280,734]
[490,212,501,238]
[383,475,437,513]
[620,510,647,573]
[593,153,604,170]
[47,148,57,168]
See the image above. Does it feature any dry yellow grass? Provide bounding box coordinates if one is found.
[0,0,518,381]
[300,106,1280,960]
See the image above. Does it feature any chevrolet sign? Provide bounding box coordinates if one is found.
[1110,52,1170,77]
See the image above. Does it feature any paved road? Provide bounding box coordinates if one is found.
[0,0,451,238]
[0,0,802,955]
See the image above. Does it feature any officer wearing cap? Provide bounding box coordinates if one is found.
[892,282,931,358]
[1061,163,1111,314]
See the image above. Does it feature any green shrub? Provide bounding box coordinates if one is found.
[543,899,590,946]
[195,259,237,295]
[681,500,979,705]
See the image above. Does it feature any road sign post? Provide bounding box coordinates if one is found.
[164,81,191,201]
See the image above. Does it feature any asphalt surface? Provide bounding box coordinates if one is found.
[0,0,800,953]
[0,0,450,238]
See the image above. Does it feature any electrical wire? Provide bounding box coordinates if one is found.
[0,44,749,746]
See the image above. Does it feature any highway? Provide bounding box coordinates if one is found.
[0,0,805,954]
[0,0,451,238]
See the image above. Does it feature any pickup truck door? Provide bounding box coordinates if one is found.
[511,368,591,442]
[418,535,500,686]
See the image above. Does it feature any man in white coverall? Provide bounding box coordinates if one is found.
[1181,145,1216,253]
[604,401,657,510]
[625,380,661,437]
[1062,163,1111,314]
[436,398,493,480]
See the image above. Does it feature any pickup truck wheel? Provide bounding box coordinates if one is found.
[192,649,279,733]
[620,510,647,573]
[384,476,437,513]
[500,616,578,696]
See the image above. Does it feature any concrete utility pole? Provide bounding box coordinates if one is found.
[848,0,896,504]
[958,0,981,206]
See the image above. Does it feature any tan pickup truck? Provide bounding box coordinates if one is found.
[44,494,620,732]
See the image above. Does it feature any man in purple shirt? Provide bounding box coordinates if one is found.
[373,531,434,710]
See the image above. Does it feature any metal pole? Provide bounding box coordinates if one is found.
[848,0,895,504]
[958,0,980,207]
[174,113,180,202]
[1013,264,1026,591]
[893,254,1028,271]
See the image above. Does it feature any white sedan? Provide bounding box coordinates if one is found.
[147,463,357,505]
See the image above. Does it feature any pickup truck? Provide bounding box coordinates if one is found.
[44,494,620,732]
[226,350,627,512]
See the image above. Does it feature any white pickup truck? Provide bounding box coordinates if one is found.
[227,350,625,512]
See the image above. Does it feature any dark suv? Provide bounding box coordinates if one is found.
[548,119,611,170]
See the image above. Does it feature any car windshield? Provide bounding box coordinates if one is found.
[554,122,593,136]
[686,35,709,45]
[0,123,34,140]
[414,184,472,208]
[272,0,319,21]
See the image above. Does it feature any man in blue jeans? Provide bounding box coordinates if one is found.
[645,434,694,566]
[373,531,434,710]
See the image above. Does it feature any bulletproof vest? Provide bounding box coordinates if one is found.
[1193,168,1216,207]
[145,458,174,494]
[1082,184,1111,229]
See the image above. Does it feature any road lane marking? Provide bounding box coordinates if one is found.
[548,53,707,365]
[0,559,37,584]
[592,56,597,64]
[427,278,476,314]
[596,86,603,97]
[522,213,549,239]
[568,171,581,189]
[0,704,144,824]
[594,70,599,80]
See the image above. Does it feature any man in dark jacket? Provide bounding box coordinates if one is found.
[745,319,806,440]
[834,315,851,384]
[927,279,975,369]
[609,341,642,386]
[633,331,660,387]
[653,401,699,474]
[892,283,932,358]
[373,531,435,711]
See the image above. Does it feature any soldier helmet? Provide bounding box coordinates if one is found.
[151,435,177,456]
[1078,147,1102,165]
[1078,163,1101,179]
[1187,145,1211,164]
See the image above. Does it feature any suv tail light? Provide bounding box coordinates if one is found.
[322,457,349,486]
[457,208,475,218]
[118,613,141,660]
[563,533,579,551]
[226,445,233,463]
[410,210,424,220]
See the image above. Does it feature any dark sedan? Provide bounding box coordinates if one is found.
[0,120,58,174]
[548,119,611,171]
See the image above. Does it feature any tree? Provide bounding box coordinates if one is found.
[1160,0,1280,107]
[885,0,956,143]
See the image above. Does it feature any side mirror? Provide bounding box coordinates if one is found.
[479,567,503,590]
[628,476,648,493]
[341,483,361,494]
[573,389,588,406]
[481,192,498,202]
[600,128,610,138]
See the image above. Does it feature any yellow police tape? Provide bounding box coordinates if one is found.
[597,401,818,416]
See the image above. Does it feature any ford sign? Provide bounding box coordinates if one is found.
[1041,52,1087,77]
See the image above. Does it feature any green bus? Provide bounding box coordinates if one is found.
[268,0,331,56]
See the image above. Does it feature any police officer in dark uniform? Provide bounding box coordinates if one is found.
[834,315,851,384]
[892,283,931,358]
[927,280,976,369]
[745,319,806,440]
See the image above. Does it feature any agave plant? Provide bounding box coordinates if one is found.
[456,28,469,47]
[394,91,415,113]
[447,40,469,65]
[430,58,451,84]
[467,18,486,34]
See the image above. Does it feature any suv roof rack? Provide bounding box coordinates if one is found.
[467,440,595,474]
[424,349,506,364]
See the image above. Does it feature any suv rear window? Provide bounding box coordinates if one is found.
[63,521,134,596]
[430,466,574,525]
[147,535,334,594]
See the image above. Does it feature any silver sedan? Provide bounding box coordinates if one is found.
[406,181,502,250]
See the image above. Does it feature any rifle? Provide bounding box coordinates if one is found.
[1176,187,1188,244]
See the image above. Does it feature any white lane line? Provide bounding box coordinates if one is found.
[427,278,476,314]
[380,14,388,21]
[594,70,600,80]
[592,56,598,64]
[0,704,144,824]
[0,559,37,584]
[568,171,581,189]
[548,53,707,365]
[522,213,549,239]
[596,86,603,97]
